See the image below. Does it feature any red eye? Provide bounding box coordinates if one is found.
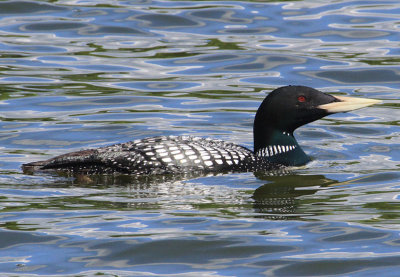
[298,95,306,102]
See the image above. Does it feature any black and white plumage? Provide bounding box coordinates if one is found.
[25,136,279,175]
[22,86,380,176]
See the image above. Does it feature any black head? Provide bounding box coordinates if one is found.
[253,85,380,166]
[254,85,338,134]
[253,85,338,164]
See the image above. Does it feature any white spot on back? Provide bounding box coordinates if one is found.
[188,155,197,160]
[201,155,211,160]
[174,154,184,160]
[162,157,172,163]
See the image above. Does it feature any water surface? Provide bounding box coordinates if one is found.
[0,0,399,276]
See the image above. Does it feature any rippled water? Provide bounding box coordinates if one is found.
[0,0,399,276]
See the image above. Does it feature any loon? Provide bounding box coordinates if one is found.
[22,86,380,175]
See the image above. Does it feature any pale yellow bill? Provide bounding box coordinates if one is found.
[318,95,382,113]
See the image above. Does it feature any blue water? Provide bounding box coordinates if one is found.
[0,0,399,276]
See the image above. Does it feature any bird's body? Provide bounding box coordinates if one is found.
[26,135,277,175]
[22,86,380,176]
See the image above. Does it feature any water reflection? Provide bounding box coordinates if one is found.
[252,174,335,217]
[22,171,340,220]
[2,167,400,275]
[136,14,202,28]
[305,68,400,84]
[0,1,66,14]
[1,207,399,276]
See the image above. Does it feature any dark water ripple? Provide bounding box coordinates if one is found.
[0,0,399,276]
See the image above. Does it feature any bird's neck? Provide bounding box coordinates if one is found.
[253,128,310,167]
